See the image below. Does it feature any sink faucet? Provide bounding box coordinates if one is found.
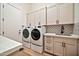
[61,25,64,35]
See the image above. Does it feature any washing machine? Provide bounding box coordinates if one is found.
[31,26,46,53]
[22,25,31,48]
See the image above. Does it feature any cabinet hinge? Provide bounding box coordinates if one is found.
[2,18,4,22]
[2,32,4,35]
[3,4,4,8]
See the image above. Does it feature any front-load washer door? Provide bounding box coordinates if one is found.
[23,29,29,39]
[31,29,43,46]
[31,29,40,41]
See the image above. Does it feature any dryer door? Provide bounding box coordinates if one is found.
[31,29,40,40]
[23,29,29,38]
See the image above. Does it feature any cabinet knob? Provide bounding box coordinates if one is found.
[46,47,50,50]
[47,40,51,43]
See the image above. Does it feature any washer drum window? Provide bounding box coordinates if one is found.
[31,29,40,40]
[23,29,29,38]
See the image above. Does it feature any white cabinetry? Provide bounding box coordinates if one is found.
[47,6,57,25]
[44,35,78,56]
[28,13,35,27]
[28,8,46,27]
[54,37,77,56]
[58,4,74,24]
[47,4,74,25]
[54,37,64,56]
[64,43,77,56]
[54,41,64,56]
[44,36,54,54]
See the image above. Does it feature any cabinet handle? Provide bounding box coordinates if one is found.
[46,47,50,50]
[47,40,51,43]
[62,42,65,47]
[63,43,65,47]
[62,42,63,47]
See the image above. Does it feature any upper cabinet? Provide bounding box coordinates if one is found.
[47,5,57,25]
[40,8,46,25]
[58,4,74,24]
[27,13,35,27]
[28,8,46,26]
[47,4,74,25]
[34,8,46,26]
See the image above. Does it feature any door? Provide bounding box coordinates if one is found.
[64,44,77,56]
[0,4,4,35]
[3,4,26,42]
[47,6,57,25]
[58,4,74,24]
[54,41,64,56]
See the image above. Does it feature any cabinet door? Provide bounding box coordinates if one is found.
[40,8,46,25]
[34,8,46,26]
[34,11,40,26]
[58,4,74,24]
[44,36,53,54]
[64,44,77,56]
[27,14,31,26]
[54,41,64,56]
[47,6,57,25]
[28,13,35,27]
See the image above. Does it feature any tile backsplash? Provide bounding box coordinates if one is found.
[46,24,74,35]
[73,22,79,35]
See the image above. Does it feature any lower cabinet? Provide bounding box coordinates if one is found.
[44,36,78,56]
[44,36,54,54]
[54,41,64,56]
[64,44,77,56]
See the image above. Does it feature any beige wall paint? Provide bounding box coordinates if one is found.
[8,3,56,13]
[30,3,56,11]
[10,3,32,13]
[0,3,1,34]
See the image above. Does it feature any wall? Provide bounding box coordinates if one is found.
[73,4,79,35]
[46,24,74,35]
[10,3,32,13]
[30,3,56,11]
[0,3,30,42]
[0,3,1,34]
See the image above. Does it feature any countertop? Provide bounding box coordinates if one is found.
[0,35,22,56]
[44,33,79,39]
